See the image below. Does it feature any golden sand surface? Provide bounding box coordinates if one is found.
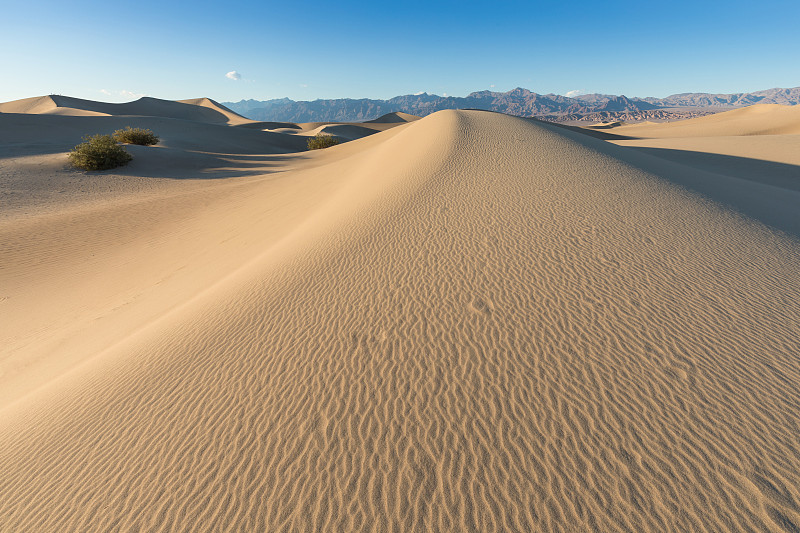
[1,99,799,532]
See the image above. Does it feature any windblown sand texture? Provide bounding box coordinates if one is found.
[1,97,800,532]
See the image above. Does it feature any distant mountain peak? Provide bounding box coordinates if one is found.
[222,86,800,123]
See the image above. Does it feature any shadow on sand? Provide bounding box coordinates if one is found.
[107,147,301,180]
[622,146,800,238]
[535,119,638,141]
[624,147,800,192]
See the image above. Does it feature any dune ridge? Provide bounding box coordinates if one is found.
[1,109,800,531]
[0,94,255,125]
[366,111,421,123]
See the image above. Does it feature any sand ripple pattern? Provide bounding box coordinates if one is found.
[2,111,800,532]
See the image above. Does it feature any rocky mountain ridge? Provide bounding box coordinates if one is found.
[223,86,800,123]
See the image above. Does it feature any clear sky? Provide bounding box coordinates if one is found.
[2,0,799,103]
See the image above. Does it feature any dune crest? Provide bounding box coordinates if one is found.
[177,97,256,125]
[366,111,421,123]
[0,94,256,125]
[0,95,110,116]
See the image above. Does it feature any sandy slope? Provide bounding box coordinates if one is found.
[0,104,414,218]
[607,103,800,137]
[297,123,389,141]
[1,109,800,532]
[0,112,309,219]
[177,97,256,125]
[366,111,421,123]
[593,103,800,198]
[610,135,800,192]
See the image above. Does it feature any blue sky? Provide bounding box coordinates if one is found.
[1,0,799,103]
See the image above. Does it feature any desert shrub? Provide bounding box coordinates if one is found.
[112,126,159,146]
[307,133,340,150]
[68,134,133,171]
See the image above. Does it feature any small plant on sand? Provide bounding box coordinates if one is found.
[307,133,340,150]
[68,134,133,171]
[112,126,160,146]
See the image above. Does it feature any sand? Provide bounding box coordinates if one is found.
[1,97,799,532]
[592,105,800,223]
[605,103,800,137]
[0,95,256,125]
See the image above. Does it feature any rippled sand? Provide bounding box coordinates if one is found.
[1,106,799,532]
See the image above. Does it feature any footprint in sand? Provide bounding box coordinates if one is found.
[467,296,495,315]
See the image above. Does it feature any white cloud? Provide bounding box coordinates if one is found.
[120,90,145,99]
[99,89,145,100]
[443,92,448,97]
[226,71,242,81]
[490,84,495,88]
[414,91,425,95]
[565,89,587,98]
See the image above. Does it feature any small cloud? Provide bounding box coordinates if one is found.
[299,83,308,88]
[443,92,448,97]
[565,89,587,98]
[99,89,144,100]
[414,91,425,95]
[490,84,495,88]
[226,71,242,81]
[120,90,145,99]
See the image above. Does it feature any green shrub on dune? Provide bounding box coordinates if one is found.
[112,126,160,146]
[307,133,340,150]
[68,134,133,171]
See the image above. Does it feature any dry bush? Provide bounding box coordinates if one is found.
[68,134,133,171]
[112,126,159,146]
[307,133,340,150]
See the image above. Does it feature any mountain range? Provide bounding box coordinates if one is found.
[223,87,800,123]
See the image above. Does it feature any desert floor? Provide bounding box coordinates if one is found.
[1,97,799,532]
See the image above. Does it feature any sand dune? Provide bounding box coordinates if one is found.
[607,103,800,137]
[366,111,421,123]
[1,106,800,532]
[0,94,255,125]
[241,112,421,133]
[0,113,306,155]
[300,123,384,141]
[586,120,623,129]
[585,103,800,201]
[297,119,410,134]
[266,116,419,141]
[0,111,309,218]
[177,97,256,125]
[0,95,76,114]
[236,120,302,130]
[610,135,800,192]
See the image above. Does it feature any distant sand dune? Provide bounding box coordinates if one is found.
[177,97,256,125]
[0,95,66,114]
[608,103,800,137]
[585,104,800,209]
[0,94,256,125]
[1,107,799,532]
[235,120,302,130]
[366,111,421,123]
[300,123,384,141]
